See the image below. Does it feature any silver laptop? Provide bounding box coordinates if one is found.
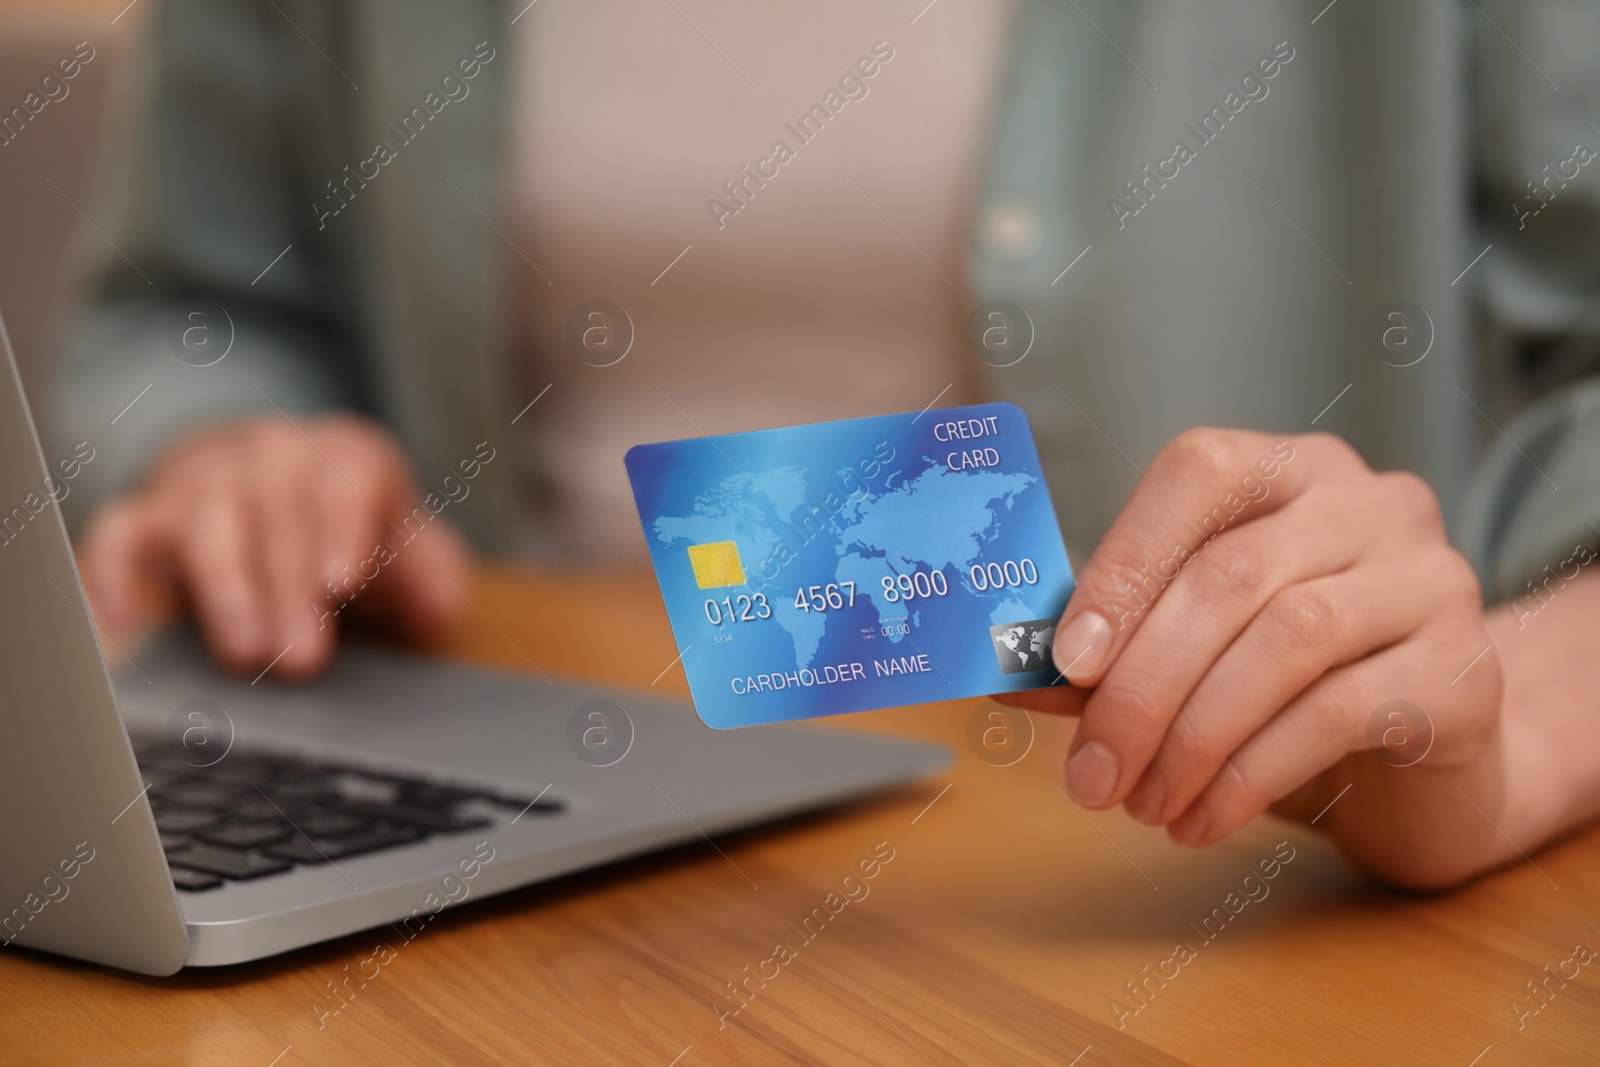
[0,312,949,975]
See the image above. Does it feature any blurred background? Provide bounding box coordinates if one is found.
[12,1,1597,596]
[0,0,136,415]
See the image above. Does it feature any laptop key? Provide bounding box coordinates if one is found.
[136,745,517,859]
[141,767,190,792]
[165,782,249,808]
[259,837,337,865]
[494,794,564,816]
[229,797,289,822]
[326,772,400,805]
[204,760,279,784]
[167,845,293,880]
[400,783,488,808]
[153,807,222,834]
[265,824,426,864]
[255,780,329,806]
[170,868,224,892]
[294,811,374,837]
[137,749,207,773]
[336,800,491,834]
[197,823,292,849]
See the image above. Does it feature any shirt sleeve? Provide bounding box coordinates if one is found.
[48,0,367,531]
[1458,377,1600,601]
[1458,1,1600,601]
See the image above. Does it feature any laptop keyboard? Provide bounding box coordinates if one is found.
[132,739,561,891]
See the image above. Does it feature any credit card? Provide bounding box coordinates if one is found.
[624,401,1075,729]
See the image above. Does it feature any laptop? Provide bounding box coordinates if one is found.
[0,312,949,975]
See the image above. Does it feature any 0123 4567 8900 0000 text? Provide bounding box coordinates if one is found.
[624,401,1078,729]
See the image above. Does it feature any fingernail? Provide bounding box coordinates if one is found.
[1125,773,1166,824]
[1054,611,1113,681]
[1065,740,1118,807]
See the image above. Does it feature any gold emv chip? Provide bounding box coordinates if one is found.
[687,541,745,589]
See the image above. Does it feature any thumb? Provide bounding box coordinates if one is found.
[1050,429,1305,687]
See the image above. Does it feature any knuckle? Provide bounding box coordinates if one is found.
[242,414,293,447]
[1215,756,1264,809]
[313,419,365,459]
[1272,583,1344,650]
[1448,661,1500,724]
[1080,544,1161,627]
[1301,431,1357,462]
[1092,667,1165,729]
[165,456,236,508]
[1457,653,1503,733]
[1159,426,1238,481]
[1308,670,1364,746]
[1379,470,1444,533]
[1194,540,1266,595]
[154,436,230,486]
[244,422,292,457]
[322,425,406,489]
[1163,708,1220,770]
[1434,547,1484,607]
[1301,432,1367,476]
[317,412,388,454]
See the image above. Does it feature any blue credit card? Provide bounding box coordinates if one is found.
[624,402,1075,728]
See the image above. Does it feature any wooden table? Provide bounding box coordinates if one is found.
[3,568,1597,1065]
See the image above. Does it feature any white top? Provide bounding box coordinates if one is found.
[506,0,1014,566]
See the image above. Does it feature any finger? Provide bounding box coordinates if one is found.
[1066,471,1445,810]
[78,497,170,631]
[362,506,473,641]
[302,415,470,643]
[249,437,331,679]
[312,448,395,614]
[1125,546,1468,824]
[172,481,271,670]
[1166,624,1479,848]
[1051,430,1360,687]
[1062,484,1377,808]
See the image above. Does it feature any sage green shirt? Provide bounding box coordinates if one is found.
[53,0,1600,602]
